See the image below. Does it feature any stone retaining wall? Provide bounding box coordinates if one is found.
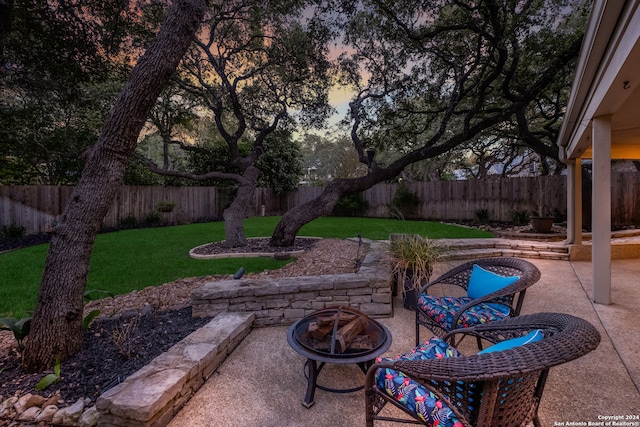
[95,312,254,427]
[190,241,392,324]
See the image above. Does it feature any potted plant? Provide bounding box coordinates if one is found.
[530,176,554,233]
[389,234,444,310]
[155,200,177,213]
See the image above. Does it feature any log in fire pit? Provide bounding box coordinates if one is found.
[287,306,392,407]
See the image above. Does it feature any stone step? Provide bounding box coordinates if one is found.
[96,311,255,427]
[443,247,569,261]
[444,240,567,250]
[493,243,568,253]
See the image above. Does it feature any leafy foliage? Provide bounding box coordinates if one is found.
[0,224,27,241]
[510,209,531,225]
[136,2,332,188]
[0,316,31,351]
[475,209,491,224]
[272,0,589,245]
[301,134,368,185]
[255,131,305,193]
[35,357,61,391]
[155,201,177,213]
[339,0,586,170]
[129,1,337,246]
[389,182,420,219]
[80,311,99,332]
[0,1,134,184]
[389,234,444,292]
[332,193,369,217]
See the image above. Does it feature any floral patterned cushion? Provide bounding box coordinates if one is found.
[374,338,464,427]
[416,294,510,329]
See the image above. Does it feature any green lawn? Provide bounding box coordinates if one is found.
[0,216,491,317]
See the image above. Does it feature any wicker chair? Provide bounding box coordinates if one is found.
[415,257,541,346]
[365,312,601,427]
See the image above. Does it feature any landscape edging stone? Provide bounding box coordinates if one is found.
[95,311,254,427]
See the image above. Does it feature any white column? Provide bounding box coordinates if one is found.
[591,116,612,305]
[564,159,583,245]
[575,158,583,245]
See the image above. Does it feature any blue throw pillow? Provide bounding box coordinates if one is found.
[467,264,520,300]
[478,329,544,354]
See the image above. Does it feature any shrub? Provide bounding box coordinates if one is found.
[389,234,444,291]
[332,193,369,217]
[553,208,567,222]
[475,209,491,224]
[389,182,420,219]
[0,224,27,241]
[155,200,176,213]
[118,216,138,229]
[510,209,530,225]
[143,212,162,227]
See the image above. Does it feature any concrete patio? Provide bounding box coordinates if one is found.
[168,256,640,427]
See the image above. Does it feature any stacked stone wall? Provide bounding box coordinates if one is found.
[191,241,392,324]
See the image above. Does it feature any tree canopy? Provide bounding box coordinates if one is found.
[135,0,335,246]
[270,0,590,245]
[0,0,142,184]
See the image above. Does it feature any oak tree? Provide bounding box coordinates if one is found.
[137,0,334,247]
[271,0,588,245]
[22,0,206,371]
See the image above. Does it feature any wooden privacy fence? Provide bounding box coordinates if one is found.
[2,173,640,235]
[365,176,567,222]
[0,186,226,235]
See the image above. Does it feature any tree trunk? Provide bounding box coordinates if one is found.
[271,164,404,247]
[223,165,261,247]
[22,0,205,372]
[271,180,353,246]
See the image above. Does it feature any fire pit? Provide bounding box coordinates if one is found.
[287,306,392,408]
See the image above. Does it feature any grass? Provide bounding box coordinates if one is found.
[297,217,491,240]
[0,216,491,318]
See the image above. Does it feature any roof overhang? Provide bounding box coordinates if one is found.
[558,0,640,161]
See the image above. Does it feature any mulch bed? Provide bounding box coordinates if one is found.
[191,237,319,255]
[0,307,211,405]
[0,235,320,409]
[0,233,51,253]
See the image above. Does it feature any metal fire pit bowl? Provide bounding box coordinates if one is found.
[290,306,390,361]
[287,306,392,407]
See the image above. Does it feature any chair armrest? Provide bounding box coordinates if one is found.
[443,312,601,358]
[418,263,477,293]
[443,319,545,345]
[449,276,534,328]
[419,257,542,296]
[419,278,467,294]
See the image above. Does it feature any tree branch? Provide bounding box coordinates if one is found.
[133,153,248,185]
